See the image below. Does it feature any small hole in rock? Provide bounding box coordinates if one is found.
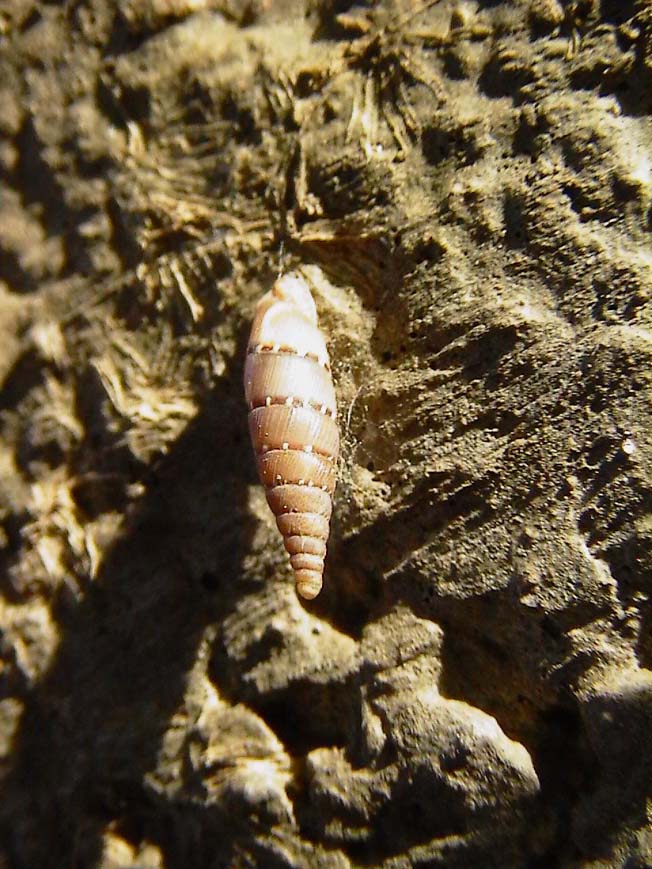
[200,571,221,592]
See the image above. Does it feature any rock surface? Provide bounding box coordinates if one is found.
[1,0,651,866]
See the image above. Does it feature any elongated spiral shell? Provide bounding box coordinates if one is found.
[244,273,338,600]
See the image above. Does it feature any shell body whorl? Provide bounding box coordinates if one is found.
[244,273,338,600]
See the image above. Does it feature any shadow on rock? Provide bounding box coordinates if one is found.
[0,354,258,868]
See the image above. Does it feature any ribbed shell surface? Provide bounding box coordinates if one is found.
[244,274,339,600]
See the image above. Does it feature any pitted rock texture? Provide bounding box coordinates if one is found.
[1,1,651,867]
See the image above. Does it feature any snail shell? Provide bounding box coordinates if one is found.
[244,273,338,600]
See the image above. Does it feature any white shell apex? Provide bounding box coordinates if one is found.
[272,273,318,324]
[249,272,330,367]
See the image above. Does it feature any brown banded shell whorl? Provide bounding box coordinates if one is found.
[244,273,338,600]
